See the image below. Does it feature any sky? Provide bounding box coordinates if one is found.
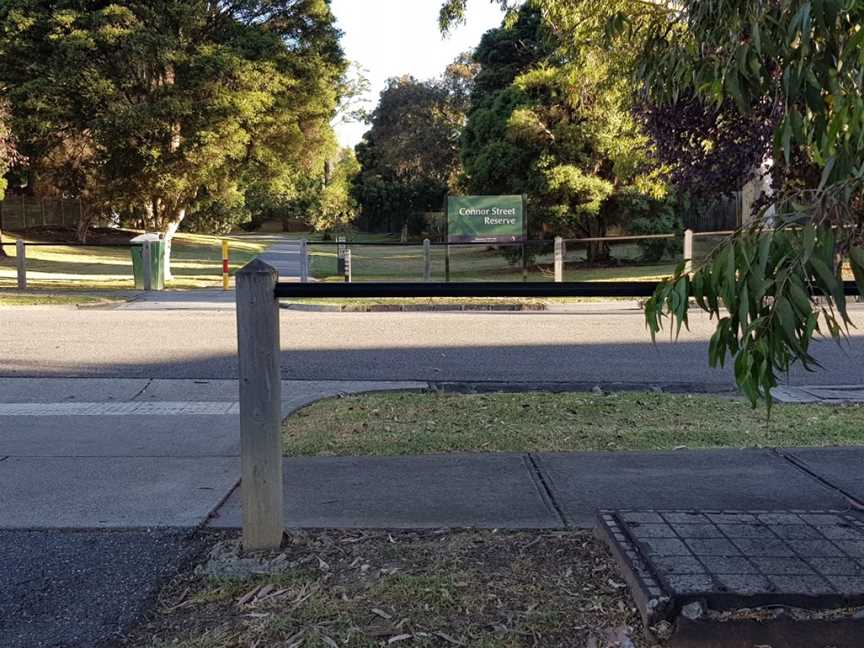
[330,0,505,149]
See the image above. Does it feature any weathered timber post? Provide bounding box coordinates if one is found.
[423,239,432,282]
[554,236,564,283]
[235,259,284,550]
[16,240,26,290]
[683,229,695,275]
[300,239,309,283]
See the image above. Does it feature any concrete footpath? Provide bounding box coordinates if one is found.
[2,378,863,531]
[210,447,864,530]
[3,377,864,648]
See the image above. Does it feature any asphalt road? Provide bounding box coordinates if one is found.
[0,528,208,648]
[3,306,864,388]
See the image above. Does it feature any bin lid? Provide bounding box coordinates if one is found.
[130,233,161,243]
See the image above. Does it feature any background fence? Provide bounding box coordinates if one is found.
[0,195,110,230]
[306,232,716,284]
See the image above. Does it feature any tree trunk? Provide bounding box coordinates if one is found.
[586,241,610,264]
[162,209,185,280]
[76,202,92,244]
[0,230,7,259]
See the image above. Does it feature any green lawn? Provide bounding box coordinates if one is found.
[0,232,266,290]
[282,391,864,456]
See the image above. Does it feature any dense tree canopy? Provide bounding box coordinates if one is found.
[353,75,465,233]
[458,3,666,259]
[0,99,17,203]
[443,1,864,406]
[0,99,21,257]
[0,0,346,272]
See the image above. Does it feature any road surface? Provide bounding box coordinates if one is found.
[3,305,864,388]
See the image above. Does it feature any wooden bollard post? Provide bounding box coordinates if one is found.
[236,259,284,550]
[299,239,309,283]
[683,229,694,275]
[423,239,431,282]
[142,241,153,291]
[16,240,26,290]
[222,239,230,291]
[336,235,347,276]
[554,236,564,283]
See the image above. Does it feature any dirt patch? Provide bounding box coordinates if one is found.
[124,529,660,647]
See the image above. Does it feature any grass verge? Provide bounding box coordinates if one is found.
[127,530,653,648]
[282,391,864,456]
[0,292,123,306]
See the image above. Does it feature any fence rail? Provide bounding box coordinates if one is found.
[274,281,664,299]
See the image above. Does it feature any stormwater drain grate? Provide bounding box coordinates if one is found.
[596,509,864,647]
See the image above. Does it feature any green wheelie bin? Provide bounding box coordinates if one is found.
[130,233,166,290]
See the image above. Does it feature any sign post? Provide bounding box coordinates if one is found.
[336,236,347,276]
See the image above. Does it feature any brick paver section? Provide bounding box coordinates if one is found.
[0,402,241,416]
[598,509,864,623]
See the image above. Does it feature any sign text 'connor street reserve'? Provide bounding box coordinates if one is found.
[448,196,525,243]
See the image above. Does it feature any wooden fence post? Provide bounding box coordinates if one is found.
[299,239,309,283]
[344,248,352,283]
[683,229,694,275]
[142,241,153,291]
[236,259,284,551]
[554,236,564,283]
[423,238,431,281]
[16,240,26,290]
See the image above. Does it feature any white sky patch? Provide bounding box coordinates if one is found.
[331,0,505,148]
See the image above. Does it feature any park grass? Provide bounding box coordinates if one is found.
[0,232,266,290]
[308,240,679,284]
[127,529,651,648]
[282,391,864,456]
[287,240,673,308]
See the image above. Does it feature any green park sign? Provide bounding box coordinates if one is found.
[447,195,526,243]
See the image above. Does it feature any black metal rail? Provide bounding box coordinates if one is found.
[275,281,663,299]
[274,280,862,299]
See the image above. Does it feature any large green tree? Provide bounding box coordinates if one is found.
[444,0,864,406]
[0,98,20,257]
[459,3,665,260]
[0,0,345,276]
[354,75,465,233]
